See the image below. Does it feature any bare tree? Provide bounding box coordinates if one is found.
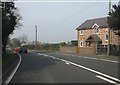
[18,34,28,45]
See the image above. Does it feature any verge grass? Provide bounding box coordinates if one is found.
[2,51,16,66]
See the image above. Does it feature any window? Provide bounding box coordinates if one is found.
[80,41,83,47]
[94,27,99,34]
[86,42,90,47]
[92,23,99,34]
[80,30,83,35]
[105,34,109,41]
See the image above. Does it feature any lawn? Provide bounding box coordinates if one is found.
[2,51,17,66]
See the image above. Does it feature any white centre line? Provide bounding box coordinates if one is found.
[96,75,117,84]
[60,59,120,83]
[38,53,120,84]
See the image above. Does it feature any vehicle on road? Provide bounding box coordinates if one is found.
[15,47,20,53]
[15,47,27,53]
[19,47,27,53]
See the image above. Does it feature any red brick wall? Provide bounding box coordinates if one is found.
[60,46,77,53]
[77,47,95,55]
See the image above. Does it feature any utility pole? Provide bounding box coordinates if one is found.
[35,25,37,51]
[107,0,111,56]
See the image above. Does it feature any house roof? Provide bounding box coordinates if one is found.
[85,35,102,42]
[76,17,108,30]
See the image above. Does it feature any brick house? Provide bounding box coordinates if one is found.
[76,17,119,55]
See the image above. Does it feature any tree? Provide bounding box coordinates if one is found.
[2,2,22,54]
[71,40,78,46]
[60,42,66,46]
[11,38,21,48]
[107,2,120,36]
[18,34,28,45]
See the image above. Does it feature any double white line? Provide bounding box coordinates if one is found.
[38,53,120,84]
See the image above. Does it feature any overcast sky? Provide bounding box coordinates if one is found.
[10,0,119,43]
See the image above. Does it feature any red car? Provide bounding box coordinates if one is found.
[15,47,27,53]
[15,47,20,53]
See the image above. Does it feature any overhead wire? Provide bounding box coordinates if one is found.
[46,2,96,29]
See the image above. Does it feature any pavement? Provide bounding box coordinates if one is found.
[28,50,119,61]
[55,51,120,62]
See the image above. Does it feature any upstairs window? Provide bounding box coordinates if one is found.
[80,30,83,35]
[92,23,99,34]
[94,26,99,34]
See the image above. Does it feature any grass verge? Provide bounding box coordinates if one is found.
[2,51,17,66]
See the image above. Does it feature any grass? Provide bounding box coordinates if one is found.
[2,51,17,66]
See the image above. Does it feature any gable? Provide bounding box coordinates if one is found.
[92,23,99,29]
[85,35,102,42]
[76,17,108,30]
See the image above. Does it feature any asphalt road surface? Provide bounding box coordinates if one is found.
[10,52,119,84]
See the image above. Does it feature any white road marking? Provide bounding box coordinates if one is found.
[56,53,119,63]
[5,53,22,84]
[38,53,48,57]
[99,59,118,63]
[61,59,120,83]
[82,56,98,60]
[38,53,120,84]
[96,75,117,84]
[65,62,70,65]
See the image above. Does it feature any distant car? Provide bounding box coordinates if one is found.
[19,47,27,53]
[15,47,20,53]
[15,47,27,53]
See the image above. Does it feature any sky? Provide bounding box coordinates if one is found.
[10,0,119,43]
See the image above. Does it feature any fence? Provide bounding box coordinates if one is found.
[110,45,120,56]
[97,45,120,56]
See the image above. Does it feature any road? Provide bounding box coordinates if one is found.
[10,52,119,84]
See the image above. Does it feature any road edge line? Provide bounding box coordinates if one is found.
[96,75,117,84]
[56,53,119,63]
[4,53,22,84]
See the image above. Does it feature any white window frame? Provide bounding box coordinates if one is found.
[80,30,83,35]
[92,23,99,34]
[94,26,99,34]
[80,41,83,47]
[105,34,109,41]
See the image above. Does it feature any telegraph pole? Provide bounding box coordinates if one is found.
[107,0,111,56]
[35,25,37,51]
